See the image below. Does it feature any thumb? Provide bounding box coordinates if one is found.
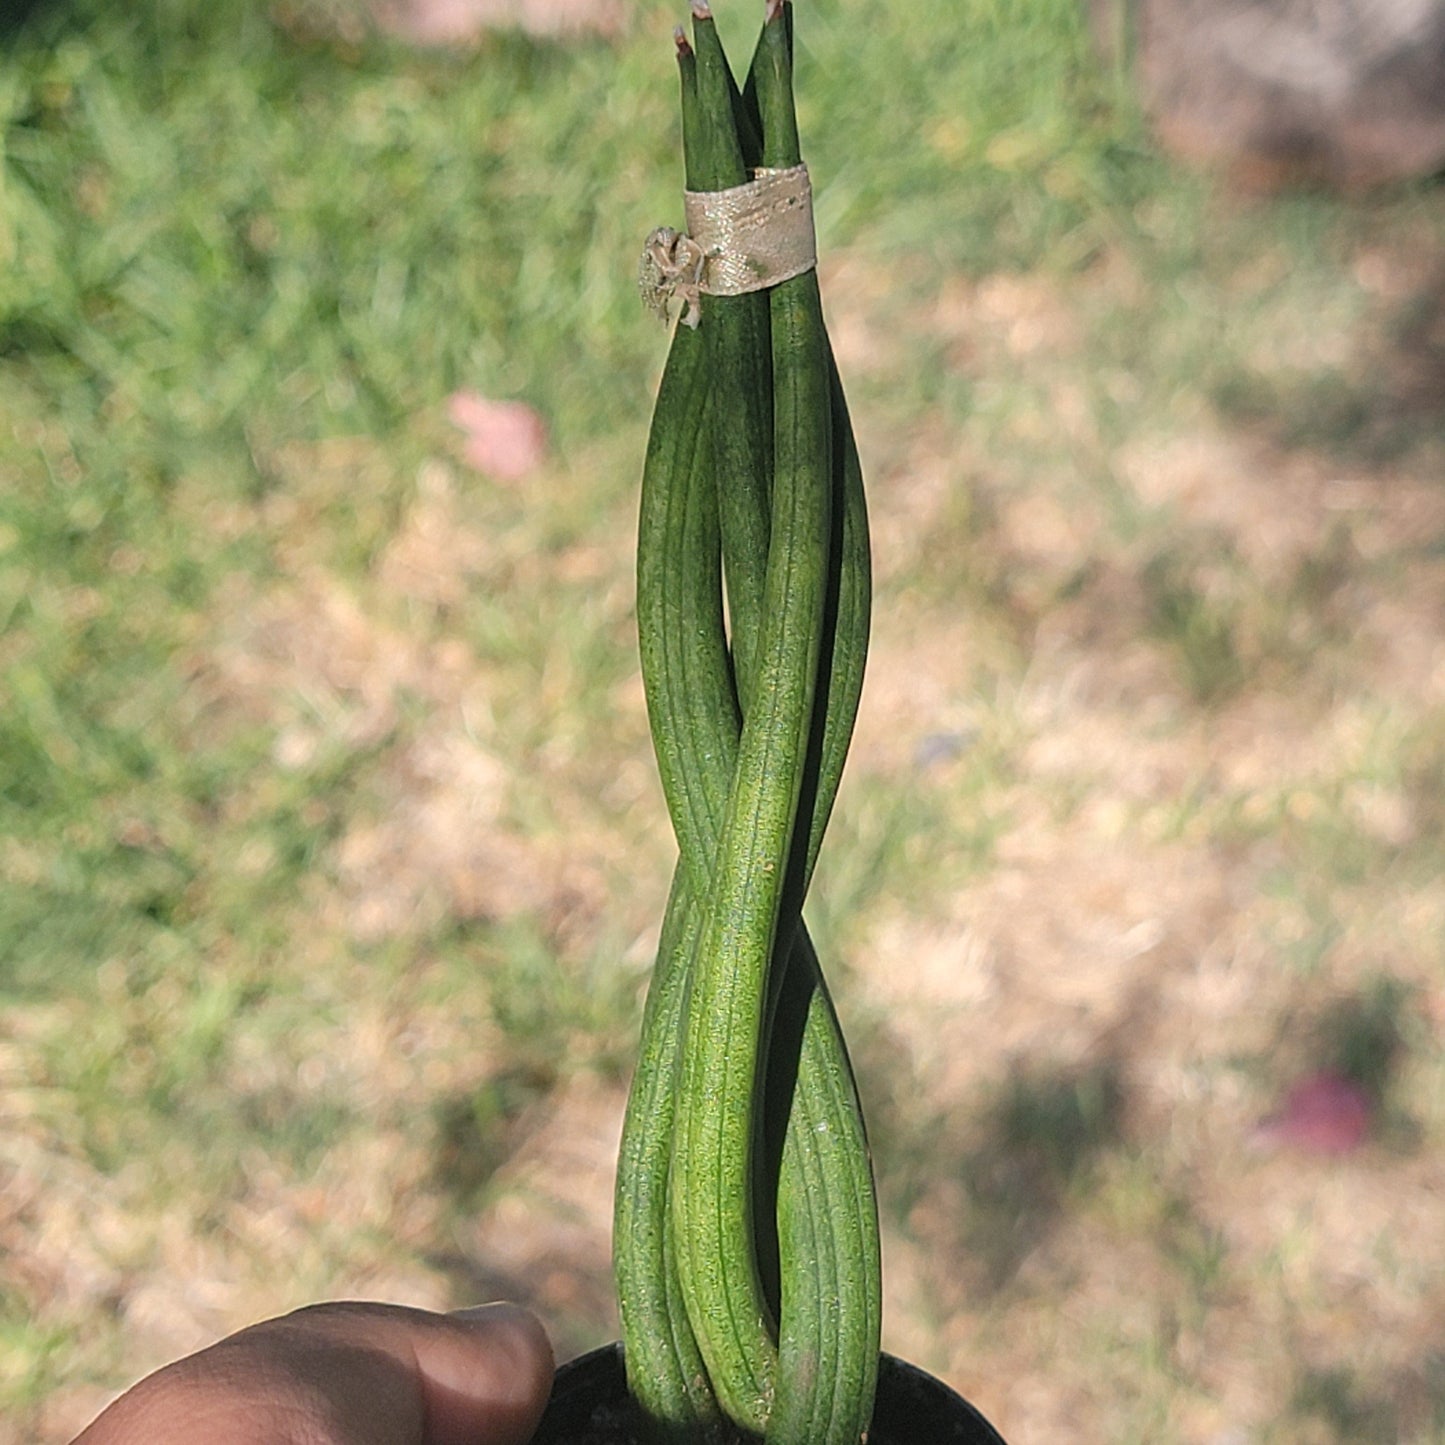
[285,1301,555,1445]
[422,1303,555,1445]
[73,1299,554,1445]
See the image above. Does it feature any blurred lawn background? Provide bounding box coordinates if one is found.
[2,0,1444,1440]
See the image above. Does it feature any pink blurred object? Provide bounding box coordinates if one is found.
[447,391,548,481]
[376,0,624,45]
[1253,1070,1372,1156]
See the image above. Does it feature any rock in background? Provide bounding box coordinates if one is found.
[1091,0,1445,188]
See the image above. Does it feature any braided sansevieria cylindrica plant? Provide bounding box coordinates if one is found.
[614,4,882,1441]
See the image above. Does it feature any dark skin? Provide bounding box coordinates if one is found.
[71,1301,554,1445]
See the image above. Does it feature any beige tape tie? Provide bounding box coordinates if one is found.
[685,163,815,295]
[639,163,816,327]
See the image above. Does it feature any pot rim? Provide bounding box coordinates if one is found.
[533,1340,1008,1444]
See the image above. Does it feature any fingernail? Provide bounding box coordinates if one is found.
[449,1303,555,1379]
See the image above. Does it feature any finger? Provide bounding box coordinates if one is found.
[363,1301,556,1445]
[435,1304,554,1443]
[73,1300,554,1445]
[235,1301,555,1445]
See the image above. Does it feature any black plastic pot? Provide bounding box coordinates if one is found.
[531,1343,1008,1444]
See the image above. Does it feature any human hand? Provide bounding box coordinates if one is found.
[71,1300,554,1445]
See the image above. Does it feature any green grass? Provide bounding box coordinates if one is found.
[4,1,1445,1441]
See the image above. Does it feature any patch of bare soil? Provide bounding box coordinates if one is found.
[449,1076,626,1352]
[201,456,612,945]
[828,251,1445,1441]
